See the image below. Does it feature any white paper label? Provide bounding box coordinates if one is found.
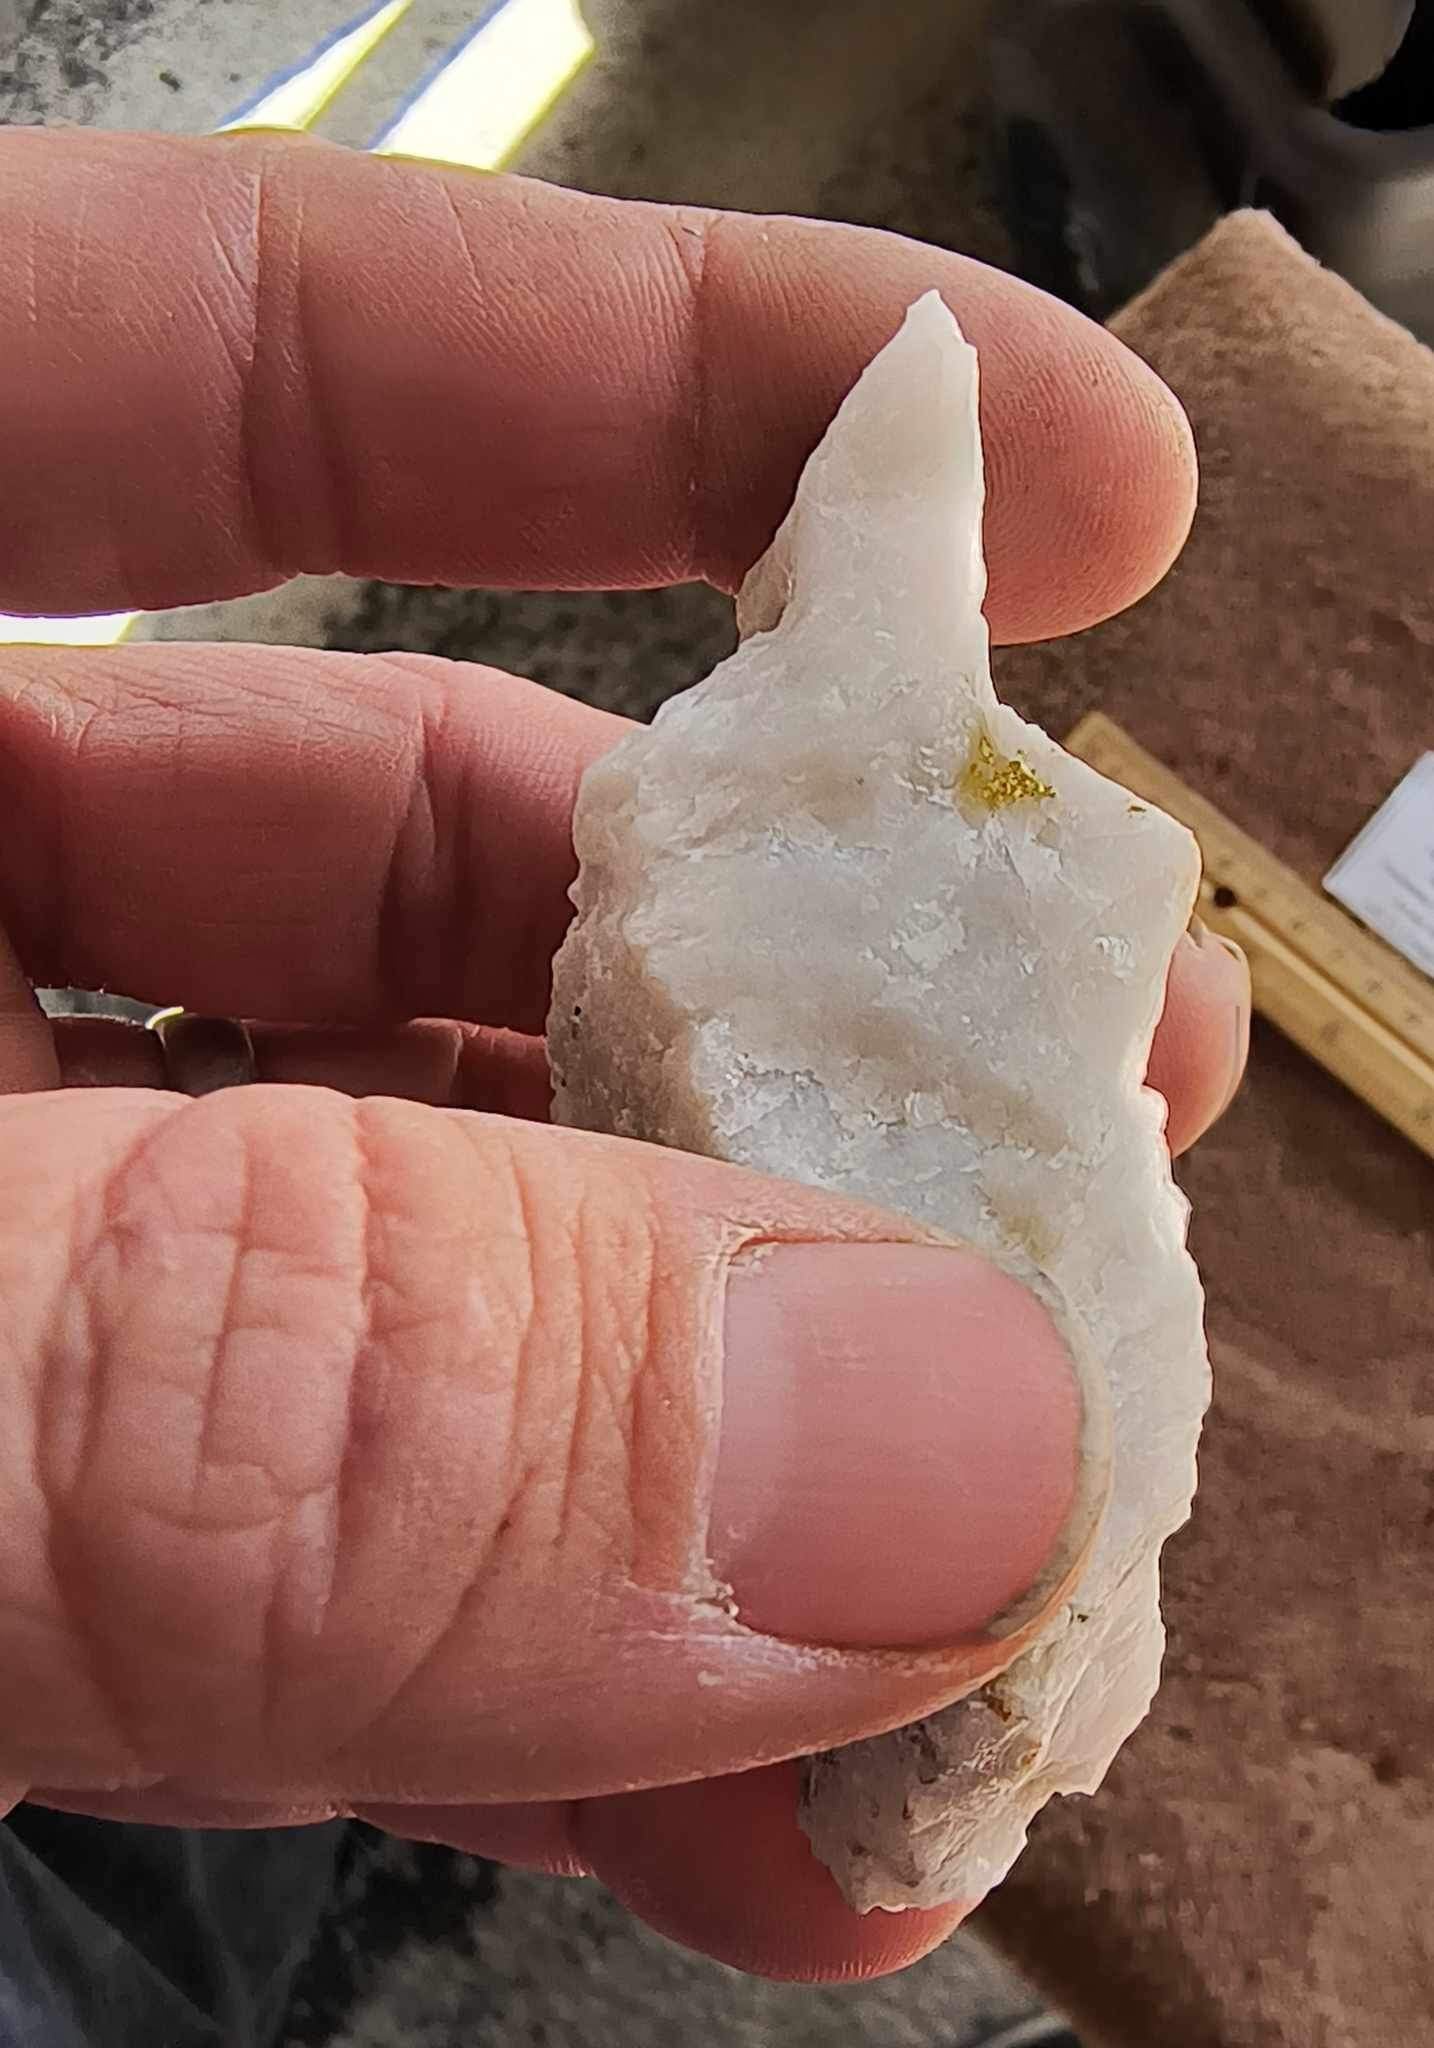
[1324,754,1434,978]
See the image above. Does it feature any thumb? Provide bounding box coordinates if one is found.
[1,1086,1103,1809]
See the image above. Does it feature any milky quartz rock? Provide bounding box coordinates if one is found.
[547,294,1209,1910]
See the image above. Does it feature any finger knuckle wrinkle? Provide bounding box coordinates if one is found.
[54,1097,367,1556]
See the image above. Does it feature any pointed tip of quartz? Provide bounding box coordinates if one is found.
[805,287,983,534]
[902,288,968,349]
[735,292,987,641]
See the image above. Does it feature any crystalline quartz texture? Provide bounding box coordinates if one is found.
[547,294,1209,1910]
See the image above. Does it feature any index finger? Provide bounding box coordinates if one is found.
[0,130,1194,639]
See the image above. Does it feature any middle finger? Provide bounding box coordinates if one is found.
[2,643,1244,1144]
[1,642,622,1036]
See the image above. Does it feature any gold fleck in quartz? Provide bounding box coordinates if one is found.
[961,731,1056,810]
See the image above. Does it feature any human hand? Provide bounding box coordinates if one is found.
[0,130,1249,1981]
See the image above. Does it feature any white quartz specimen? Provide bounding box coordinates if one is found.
[547,293,1209,1910]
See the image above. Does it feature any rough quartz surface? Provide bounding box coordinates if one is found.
[547,295,1209,1910]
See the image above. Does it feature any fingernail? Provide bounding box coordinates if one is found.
[712,1243,1103,1650]
[1187,913,1210,946]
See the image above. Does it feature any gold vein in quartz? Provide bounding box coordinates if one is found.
[960,731,1056,811]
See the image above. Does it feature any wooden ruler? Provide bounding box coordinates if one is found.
[1066,713,1434,1164]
